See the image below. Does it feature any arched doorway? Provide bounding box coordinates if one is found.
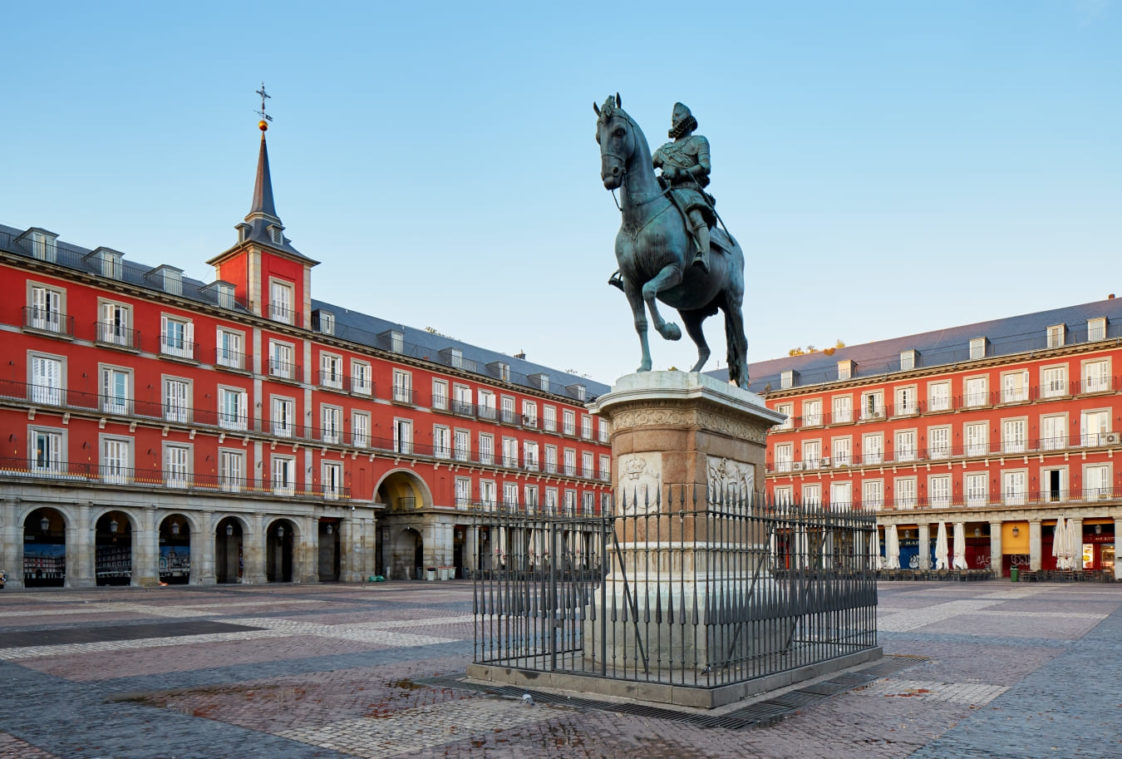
[159,514,191,585]
[266,519,295,582]
[24,508,66,587]
[95,511,133,586]
[392,528,424,580]
[318,519,340,582]
[215,517,244,584]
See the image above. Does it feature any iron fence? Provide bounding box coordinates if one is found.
[473,487,877,690]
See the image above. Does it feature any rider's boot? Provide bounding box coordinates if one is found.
[608,270,625,291]
[692,223,711,273]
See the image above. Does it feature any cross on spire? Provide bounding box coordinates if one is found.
[255,82,273,130]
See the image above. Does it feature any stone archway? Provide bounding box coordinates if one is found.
[23,508,66,588]
[95,510,134,586]
[318,519,341,582]
[159,514,192,585]
[266,518,296,583]
[215,517,246,584]
[391,527,424,581]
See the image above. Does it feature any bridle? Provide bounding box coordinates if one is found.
[599,110,668,211]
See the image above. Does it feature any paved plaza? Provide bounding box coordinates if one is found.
[0,580,1119,758]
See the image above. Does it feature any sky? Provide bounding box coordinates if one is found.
[2,1,1120,384]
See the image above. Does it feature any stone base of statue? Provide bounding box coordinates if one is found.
[467,372,881,709]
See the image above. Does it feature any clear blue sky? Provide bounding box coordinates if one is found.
[3,1,1119,383]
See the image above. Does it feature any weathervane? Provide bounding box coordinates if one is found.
[255,82,273,131]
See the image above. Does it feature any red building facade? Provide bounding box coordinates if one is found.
[0,125,611,588]
[751,301,1122,579]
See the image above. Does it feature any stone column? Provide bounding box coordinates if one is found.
[465,524,478,576]
[298,515,317,584]
[133,507,160,587]
[1028,520,1042,571]
[917,524,930,570]
[70,503,95,588]
[1069,518,1084,570]
[244,513,266,584]
[989,521,1003,576]
[1,499,23,590]
[195,510,215,585]
[1114,518,1122,582]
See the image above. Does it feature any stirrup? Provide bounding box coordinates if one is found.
[608,271,625,291]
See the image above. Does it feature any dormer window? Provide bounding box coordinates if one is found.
[381,329,404,353]
[84,247,123,280]
[488,361,511,382]
[236,224,249,243]
[448,348,463,369]
[529,373,550,392]
[780,369,797,389]
[18,228,59,263]
[837,360,854,380]
[268,225,284,245]
[568,383,587,401]
[314,310,335,335]
[969,337,987,360]
[899,350,917,372]
[145,265,184,296]
[216,282,235,309]
[1046,324,1066,349]
[1088,317,1106,342]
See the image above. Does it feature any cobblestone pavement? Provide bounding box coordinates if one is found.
[0,580,1119,758]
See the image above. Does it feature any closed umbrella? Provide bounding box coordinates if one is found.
[1067,518,1083,571]
[873,525,883,570]
[953,522,969,570]
[935,521,949,571]
[886,524,900,569]
[1052,516,1068,570]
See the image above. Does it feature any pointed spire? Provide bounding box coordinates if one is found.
[247,127,279,223]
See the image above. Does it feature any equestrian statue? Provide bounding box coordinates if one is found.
[595,94,748,388]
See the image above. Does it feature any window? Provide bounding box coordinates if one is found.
[101,366,131,415]
[928,426,951,459]
[1084,464,1111,499]
[964,376,987,407]
[801,484,821,507]
[160,315,194,359]
[1088,317,1107,342]
[969,337,987,360]
[965,472,987,507]
[454,429,471,462]
[353,411,370,448]
[28,231,57,262]
[432,379,449,410]
[545,488,560,514]
[500,395,516,423]
[837,360,853,381]
[927,381,951,412]
[270,341,295,379]
[434,425,451,459]
[1001,370,1028,403]
[322,462,342,500]
[219,450,244,492]
[1082,359,1110,393]
[774,442,793,472]
[1080,409,1110,447]
[503,482,519,509]
[480,480,497,509]
[582,491,595,515]
[525,485,539,511]
[545,444,558,474]
[929,475,951,508]
[217,328,244,369]
[599,419,610,443]
[318,312,335,335]
[215,282,236,309]
[563,489,577,515]
[28,284,64,333]
[581,415,593,439]
[1042,467,1066,503]
[163,377,190,423]
[893,430,916,462]
[31,429,63,474]
[861,433,883,465]
[523,400,539,428]
[861,480,883,511]
[541,404,555,431]
[1002,470,1027,506]
[523,440,539,471]
[831,437,851,466]
[780,370,796,389]
[1046,324,1066,348]
[830,482,852,510]
[455,477,472,507]
[321,405,342,444]
[98,302,133,347]
[773,485,794,506]
[802,440,821,469]
[272,397,295,437]
[394,418,413,454]
[272,456,296,495]
[899,350,916,371]
[582,451,594,478]
[563,448,576,476]
[29,354,63,406]
[351,361,372,396]
[562,409,576,436]
[894,477,916,509]
[453,384,473,415]
[802,399,822,426]
[393,370,412,403]
[164,444,191,488]
[101,437,131,484]
[1041,365,1067,398]
[831,396,852,424]
[478,390,496,420]
[894,386,917,416]
[502,437,518,467]
[775,402,793,429]
[1001,418,1027,454]
[479,433,494,465]
[860,391,883,420]
[599,454,611,480]
[1040,414,1067,450]
[319,353,343,389]
[270,280,295,324]
[964,422,988,456]
[218,387,248,430]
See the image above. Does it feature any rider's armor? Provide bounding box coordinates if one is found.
[653,103,714,273]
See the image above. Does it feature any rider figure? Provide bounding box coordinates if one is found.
[653,102,714,273]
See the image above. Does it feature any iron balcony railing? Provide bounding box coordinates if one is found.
[94,321,141,350]
[22,306,74,337]
[214,347,249,371]
[348,375,374,396]
[268,359,302,381]
[500,409,519,425]
[835,485,1119,513]
[316,369,346,391]
[159,336,199,361]
[268,303,301,325]
[392,386,415,405]
[477,404,497,421]
[453,400,475,417]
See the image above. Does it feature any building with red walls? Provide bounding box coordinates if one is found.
[0,123,611,588]
[745,301,1122,579]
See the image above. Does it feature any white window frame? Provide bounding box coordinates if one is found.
[269,279,295,324]
[272,455,296,496]
[502,436,518,467]
[860,390,884,420]
[218,386,248,431]
[455,477,472,507]
[1040,364,1068,399]
[965,472,988,507]
[163,376,191,424]
[351,360,372,396]
[894,477,916,509]
[1046,324,1066,349]
[831,436,851,467]
[523,440,539,471]
[969,337,987,360]
[861,479,883,511]
[434,425,451,459]
[927,381,951,412]
[1080,409,1110,447]
[219,449,245,492]
[30,426,64,474]
[29,352,65,406]
[100,365,132,415]
[775,402,794,430]
[1001,417,1027,454]
[893,429,916,463]
[1001,370,1029,404]
[453,384,473,416]
[432,379,449,410]
[1002,469,1027,506]
[928,425,951,459]
[545,444,558,474]
[562,409,576,436]
[964,421,988,457]
[830,396,852,424]
[581,414,593,439]
[1040,414,1067,451]
[100,435,132,485]
[28,283,65,333]
[1087,317,1107,342]
[393,418,413,454]
[272,396,295,438]
[928,474,952,509]
[322,461,343,500]
[964,376,988,408]
[803,399,822,427]
[270,340,296,379]
[98,300,133,347]
[893,386,917,416]
[393,369,413,404]
[164,443,191,488]
[541,404,555,431]
[216,327,245,370]
[1083,463,1111,500]
[479,432,495,465]
[861,433,883,465]
[321,404,342,444]
[320,352,343,390]
[160,314,195,359]
[801,439,821,469]
[523,400,539,428]
[774,442,793,472]
[454,428,471,462]
[1081,358,1111,394]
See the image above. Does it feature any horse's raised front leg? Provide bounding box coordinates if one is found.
[642,263,683,341]
[679,309,711,372]
[623,278,653,372]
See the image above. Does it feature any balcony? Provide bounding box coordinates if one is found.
[476,404,497,421]
[214,347,248,372]
[452,400,475,418]
[316,369,346,392]
[268,359,301,382]
[349,375,374,396]
[22,307,74,338]
[523,415,540,430]
[269,303,300,326]
[392,386,415,405]
[159,337,199,362]
[499,409,518,425]
[94,321,141,351]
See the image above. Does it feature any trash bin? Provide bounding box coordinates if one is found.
[426,567,437,582]
[1010,567,1019,582]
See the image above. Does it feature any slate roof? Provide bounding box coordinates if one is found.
[718,297,1122,394]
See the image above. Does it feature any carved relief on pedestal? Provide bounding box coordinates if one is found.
[607,402,768,445]
[706,456,755,499]
[616,453,662,515]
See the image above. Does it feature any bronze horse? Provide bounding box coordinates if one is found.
[594,94,748,388]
